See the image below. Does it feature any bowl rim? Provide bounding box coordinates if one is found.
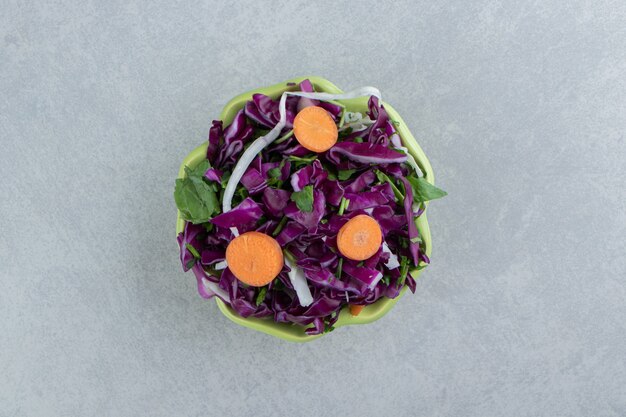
[176,76,435,342]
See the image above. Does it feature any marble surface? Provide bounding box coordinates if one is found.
[1,1,625,416]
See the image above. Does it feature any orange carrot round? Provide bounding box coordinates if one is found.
[337,214,383,261]
[225,231,284,287]
[349,304,365,316]
[293,106,338,153]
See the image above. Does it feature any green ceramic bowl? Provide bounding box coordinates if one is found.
[176,76,436,342]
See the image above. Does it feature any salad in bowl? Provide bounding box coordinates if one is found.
[175,77,445,341]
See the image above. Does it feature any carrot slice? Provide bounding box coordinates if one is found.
[349,304,365,316]
[225,231,284,287]
[293,106,338,153]
[337,214,383,261]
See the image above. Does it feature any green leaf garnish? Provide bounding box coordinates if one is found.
[272,217,288,236]
[335,258,343,280]
[274,130,294,144]
[185,258,197,270]
[267,167,281,178]
[323,322,336,333]
[337,197,349,215]
[220,170,232,189]
[174,160,220,224]
[337,169,356,181]
[255,287,268,306]
[397,256,410,288]
[288,155,317,167]
[290,185,314,212]
[234,186,249,203]
[374,170,403,201]
[185,243,201,259]
[406,176,447,202]
[338,126,353,139]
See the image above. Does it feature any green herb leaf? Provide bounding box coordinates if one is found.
[272,279,284,291]
[220,170,232,189]
[339,126,353,138]
[335,258,343,280]
[337,169,357,181]
[267,167,281,178]
[272,217,288,236]
[406,176,448,202]
[254,128,271,138]
[338,197,350,215]
[234,186,249,203]
[374,170,404,201]
[274,130,294,144]
[353,137,364,143]
[323,322,336,333]
[174,160,220,224]
[290,185,314,212]
[397,256,410,288]
[266,177,283,188]
[185,258,197,270]
[185,243,201,259]
[338,110,346,128]
[288,155,317,167]
[255,286,268,306]
[321,162,338,180]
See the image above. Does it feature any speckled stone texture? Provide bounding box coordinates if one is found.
[1,1,625,416]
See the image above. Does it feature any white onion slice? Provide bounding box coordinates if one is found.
[396,146,422,176]
[202,277,230,302]
[285,258,313,307]
[343,111,363,124]
[368,272,384,290]
[339,111,375,132]
[214,260,228,270]
[381,241,400,270]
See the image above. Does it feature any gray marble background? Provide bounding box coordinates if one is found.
[1,1,625,416]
